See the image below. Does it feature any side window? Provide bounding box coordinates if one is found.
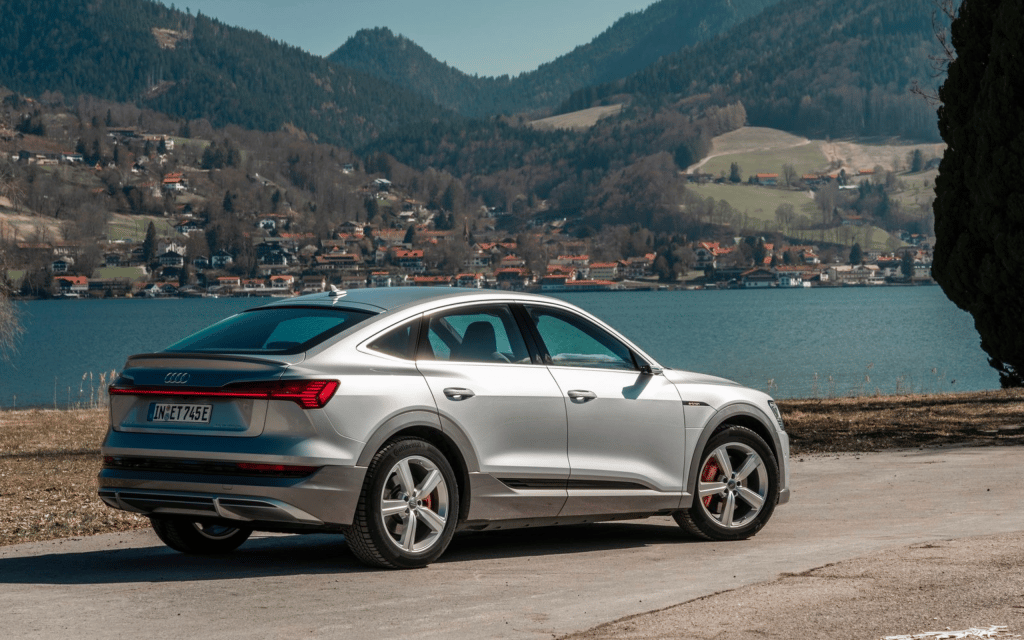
[423,305,530,364]
[367,318,420,360]
[527,306,636,370]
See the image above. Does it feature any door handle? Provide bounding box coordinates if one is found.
[567,390,597,401]
[443,387,476,400]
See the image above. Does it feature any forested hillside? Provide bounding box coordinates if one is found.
[0,0,452,148]
[327,0,778,117]
[561,0,946,140]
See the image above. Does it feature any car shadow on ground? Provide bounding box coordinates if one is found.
[0,519,693,584]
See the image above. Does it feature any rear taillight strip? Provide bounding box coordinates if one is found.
[108,379,339,409]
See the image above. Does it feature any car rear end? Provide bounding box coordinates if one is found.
[98,303,377,533]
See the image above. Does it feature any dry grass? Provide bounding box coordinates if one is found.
[780,389,1024,453]
[0,409,147,547]
[1,390,1022,548]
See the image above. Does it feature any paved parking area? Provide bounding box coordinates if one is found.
[3,447,1022,639]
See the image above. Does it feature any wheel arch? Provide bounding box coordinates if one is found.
[683,403,781,504]
[357,414,475,525]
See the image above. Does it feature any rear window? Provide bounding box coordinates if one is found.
[165,306,376,354]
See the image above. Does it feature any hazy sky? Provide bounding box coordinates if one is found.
[168,1,657,77]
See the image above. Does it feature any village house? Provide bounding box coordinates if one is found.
[392,248,425,273]
[827,264,884,285]
[369,271,394,288]
[269,275,295,290]
[54,275,88,295]
[741,267,776,288]
[174,219,202,235]
[314,249,361,272]
[301,275,326,293]
[210,250,234,269]
[463,250,491,270]
[158,251,185,268]
[453,273,485,288]
[588,262,620,281]
[162,172,188,193]
[621,253,656,279]
[498,254,527,270]
[52,241,83,257]
[545,265,578,281]
[413,275,451,287]
[50,258,72,273]
[215,275,241,291]
[494,267,530,291]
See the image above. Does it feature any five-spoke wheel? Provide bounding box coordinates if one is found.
[378,454,451,554]
[346,438,459,569]
[675,425,779,540]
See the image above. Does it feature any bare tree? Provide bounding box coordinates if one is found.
[911,0,959,105]
[782,164,798,188]
[0,251,23,362]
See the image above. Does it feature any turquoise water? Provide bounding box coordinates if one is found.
[0,287,999,408]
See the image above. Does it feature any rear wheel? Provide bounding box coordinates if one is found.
[346,438,459,569]
[150,516,252,554]
[675,425,779,541]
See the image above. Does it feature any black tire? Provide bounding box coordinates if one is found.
[674,425,779,541]
[150,516,253,554]
[346,438,459,569]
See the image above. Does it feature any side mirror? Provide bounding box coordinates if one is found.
[639,362,663,376]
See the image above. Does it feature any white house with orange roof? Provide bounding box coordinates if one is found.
[588,262,620,281]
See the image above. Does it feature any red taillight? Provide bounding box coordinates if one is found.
[108,379,339,409]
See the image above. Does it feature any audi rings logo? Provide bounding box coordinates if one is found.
[164,372,190,384]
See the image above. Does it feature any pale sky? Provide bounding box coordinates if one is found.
[168,0,657,77]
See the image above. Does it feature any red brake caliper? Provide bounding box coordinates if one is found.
[701,459,720,508]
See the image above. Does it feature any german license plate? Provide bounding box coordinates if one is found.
[148,403,212,424]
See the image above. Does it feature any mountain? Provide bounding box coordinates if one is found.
[326,0,779,117]
[560,0,947,140]
[0,0,453,148]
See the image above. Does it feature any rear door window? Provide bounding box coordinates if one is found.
[422,305,531,364]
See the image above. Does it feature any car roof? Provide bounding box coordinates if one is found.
[257,287,554,314]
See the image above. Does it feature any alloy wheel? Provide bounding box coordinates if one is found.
[378,455,451,553]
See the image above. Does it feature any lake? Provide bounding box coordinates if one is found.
[0,286,999,408]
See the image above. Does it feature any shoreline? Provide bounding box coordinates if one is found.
[11,278,940,301]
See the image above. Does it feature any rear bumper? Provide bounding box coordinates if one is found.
[97,465,367,528]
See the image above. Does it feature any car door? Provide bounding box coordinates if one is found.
[416,303,569,519]
[522,304,686,517]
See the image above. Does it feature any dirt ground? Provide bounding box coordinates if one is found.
[562,530,1024,640]
[1,390,1022,547]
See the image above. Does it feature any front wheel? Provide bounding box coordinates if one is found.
[346,438,459,569]
[150,516,252,554]
[674,425,779,541]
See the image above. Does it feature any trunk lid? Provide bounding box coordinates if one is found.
[110,354,290,437]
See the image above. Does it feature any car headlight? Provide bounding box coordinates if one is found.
[767,400,785,431]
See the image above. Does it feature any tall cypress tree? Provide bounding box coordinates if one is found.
[142,221,158,265]
[933,0,1024,387]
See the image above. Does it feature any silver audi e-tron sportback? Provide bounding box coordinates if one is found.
[99,287,790,568]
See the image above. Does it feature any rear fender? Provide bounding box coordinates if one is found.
[354,409,446,467]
